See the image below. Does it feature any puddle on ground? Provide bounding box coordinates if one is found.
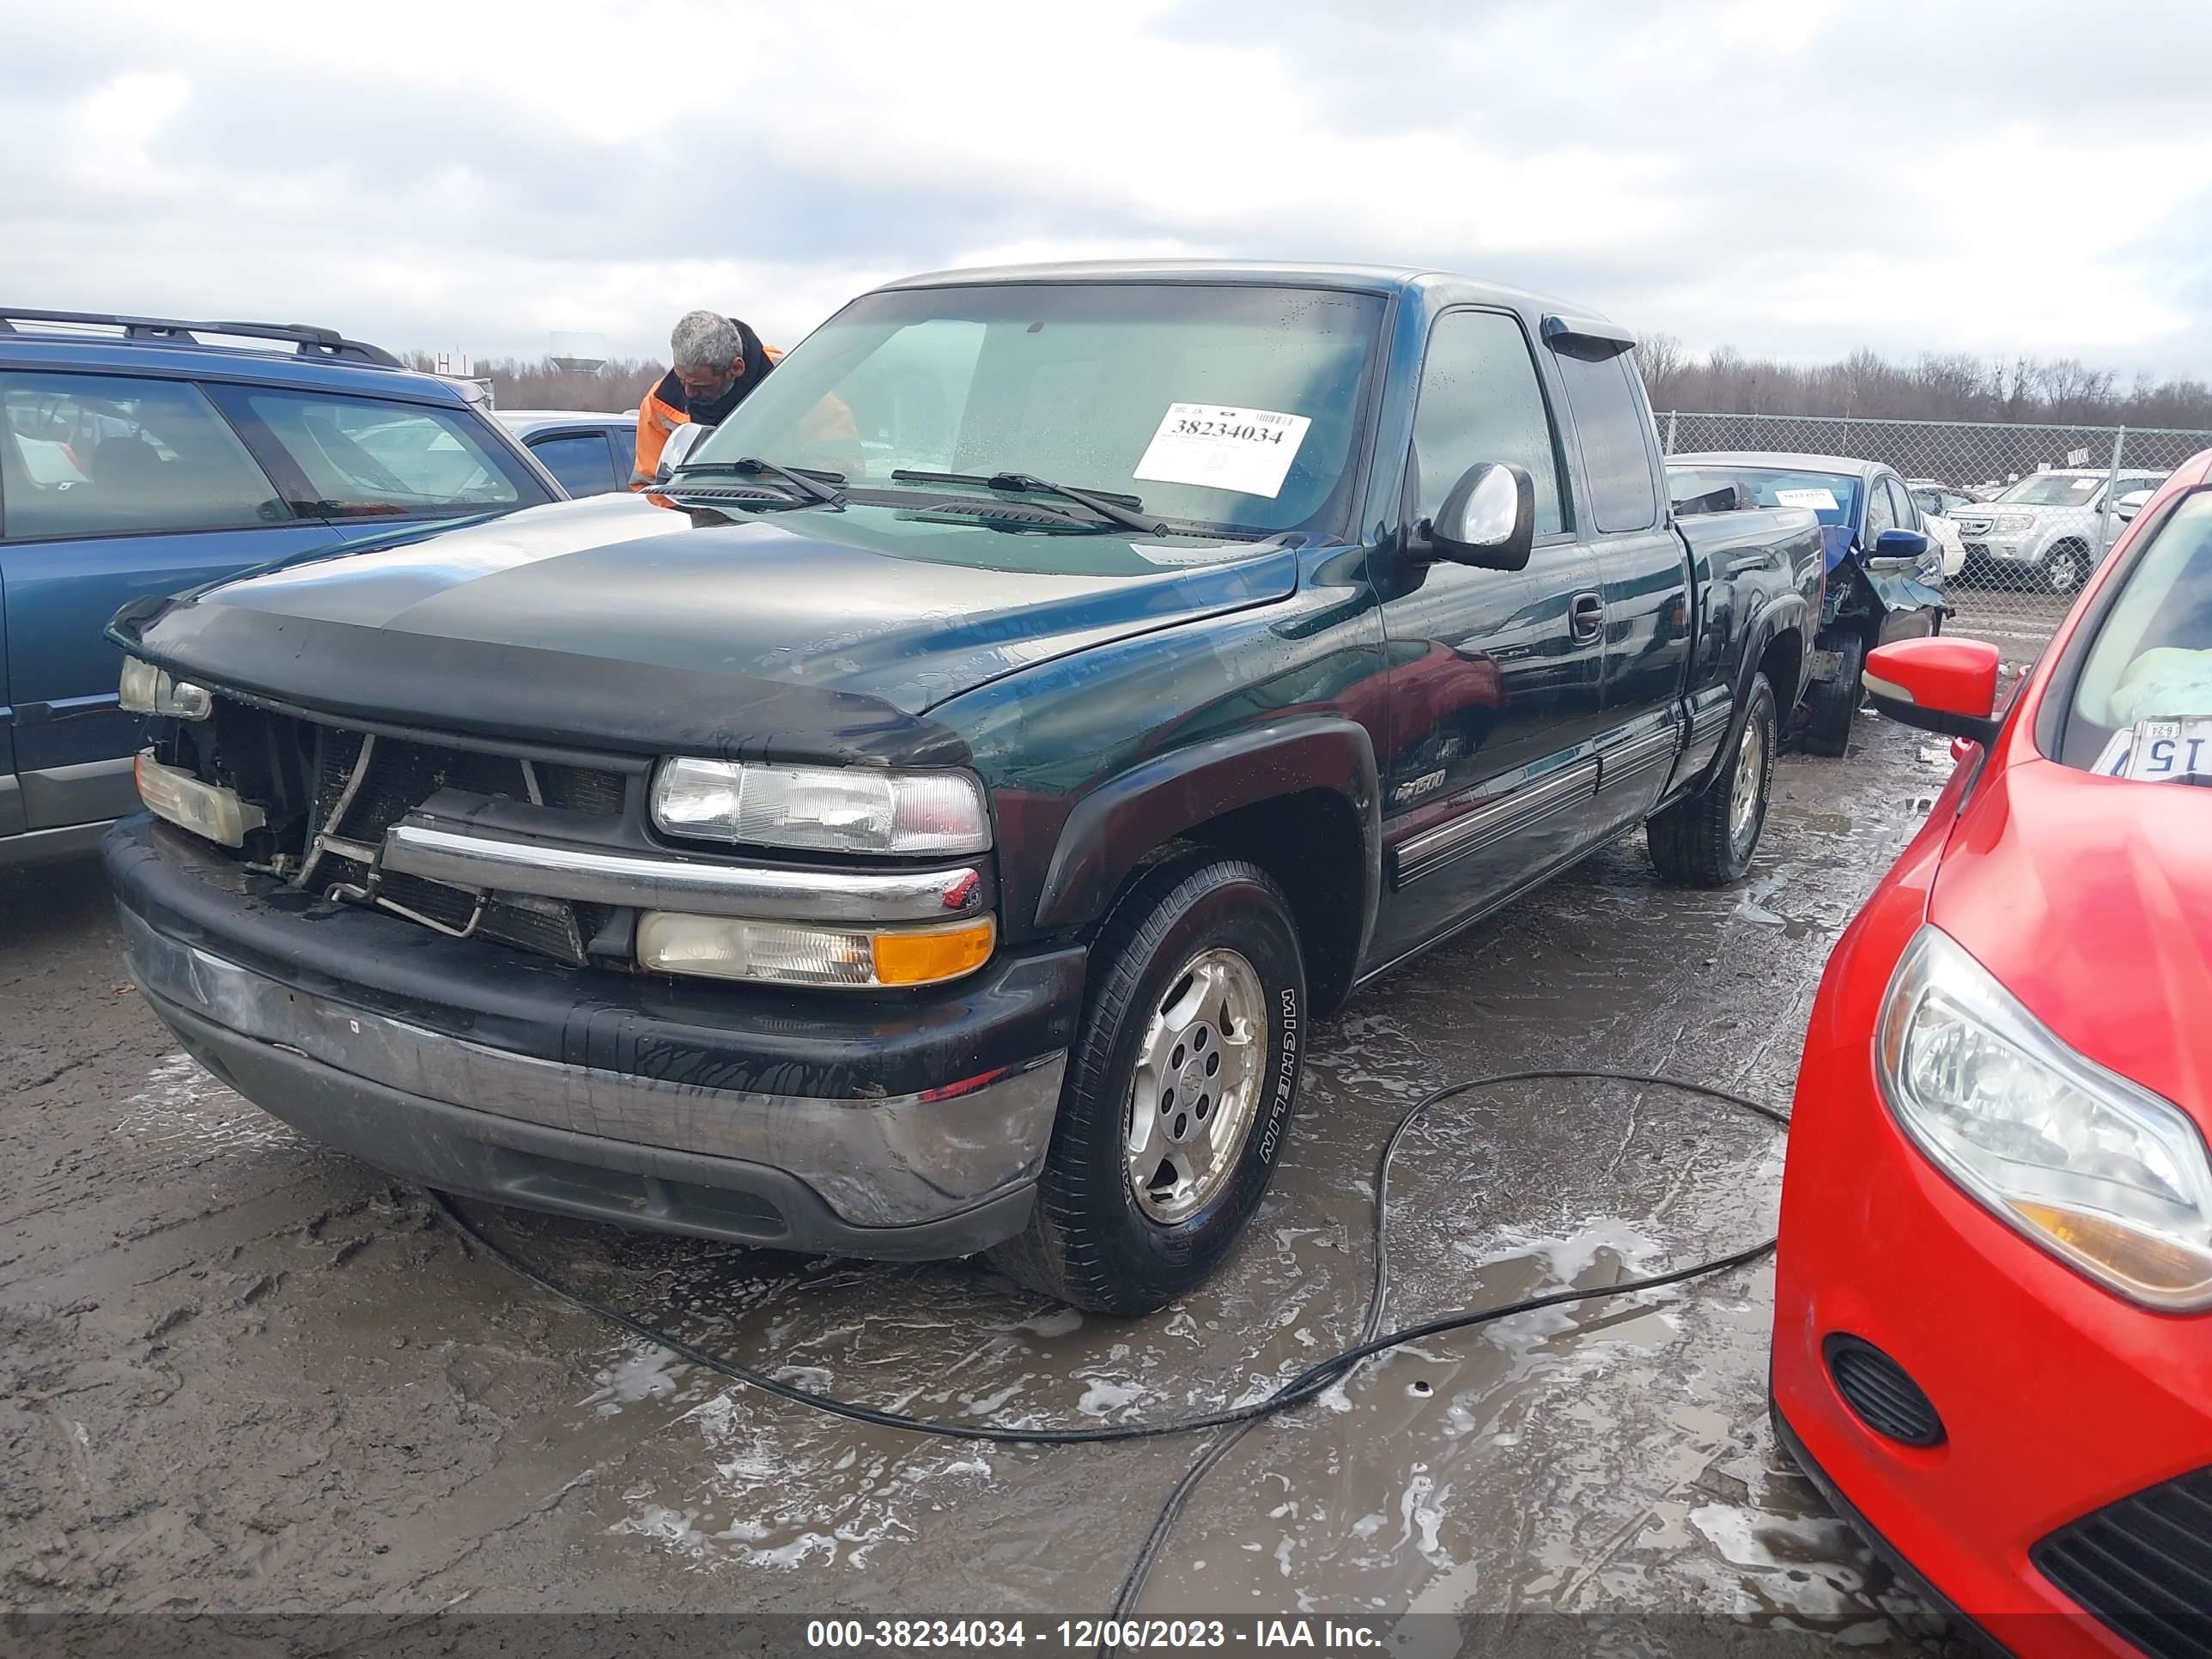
[114,1050,295,1160]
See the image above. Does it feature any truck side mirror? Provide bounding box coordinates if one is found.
[654,422,707,483]
[1422,462,1535,571]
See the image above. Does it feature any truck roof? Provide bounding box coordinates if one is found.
[874,259,1621,336]
[1669,450,1891,479]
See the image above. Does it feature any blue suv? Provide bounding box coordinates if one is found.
[0,311,561,865]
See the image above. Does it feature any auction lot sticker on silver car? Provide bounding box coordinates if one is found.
[2094,719,2212,781]
[1135,403,1310,498]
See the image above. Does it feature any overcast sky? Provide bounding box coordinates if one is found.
[9,0,2212,377]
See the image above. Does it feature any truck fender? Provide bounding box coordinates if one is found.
[1740,592,1812,708]
[1682,597,1809,791]
[1032,716,1382,963]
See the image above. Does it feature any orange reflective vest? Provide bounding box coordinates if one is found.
[629,331,783,489]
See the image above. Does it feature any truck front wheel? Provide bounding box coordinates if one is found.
[1646,672,1777,888]
[989,851,1307,1315]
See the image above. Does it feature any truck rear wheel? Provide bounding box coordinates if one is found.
[1647,672,1776,888]
[989,851,1306,1315]
[1800,629,1863,757]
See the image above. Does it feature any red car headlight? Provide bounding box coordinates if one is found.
[1876,926,2212,1310]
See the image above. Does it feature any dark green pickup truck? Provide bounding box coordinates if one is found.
[106,262,1820,1312]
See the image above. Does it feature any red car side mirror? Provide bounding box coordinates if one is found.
[1863,636,2002,744]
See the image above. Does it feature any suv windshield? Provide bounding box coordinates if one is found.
[2062,489,2212,773]
[1666,465,1860,528]
[687,283,1385,536]
[1999,473,2106,506]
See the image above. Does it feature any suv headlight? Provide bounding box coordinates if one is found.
[118,658,213,720]
[1876,927,2212,1309]
[1992,513,2036,534]
[651,757,991,856]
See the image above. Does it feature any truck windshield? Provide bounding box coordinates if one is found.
[688,283,1386,536]
[2062,489,2212,775]
[1666,465,1860,529]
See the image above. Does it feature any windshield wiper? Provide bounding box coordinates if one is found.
[672,457,845,506]
[891,470,1164,535]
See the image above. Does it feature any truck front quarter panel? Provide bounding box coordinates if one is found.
[933,544,1387,974]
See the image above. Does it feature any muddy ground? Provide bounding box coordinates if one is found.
[3,713,1966,1647]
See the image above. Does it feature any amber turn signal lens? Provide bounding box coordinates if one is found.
[872,917,996,987]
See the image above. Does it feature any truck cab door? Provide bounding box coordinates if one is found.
[0,558,18,840]
[1547,336,1692,831]
[0,370,338,833]
[1369,307,1603,967]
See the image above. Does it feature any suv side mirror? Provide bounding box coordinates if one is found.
[2114,489,2153,523]
[1422,462,1535,571]
[1869,527,1931,561]
[1863,636,2001,743]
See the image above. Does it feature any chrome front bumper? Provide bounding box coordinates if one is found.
[119,904,1066,1246]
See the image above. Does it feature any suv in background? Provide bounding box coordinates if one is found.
[0,309,561,866]
[1952,467,2170,594]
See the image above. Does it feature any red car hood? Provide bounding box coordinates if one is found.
[1930,753,2212,1126]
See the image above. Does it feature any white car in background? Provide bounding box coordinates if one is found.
[1951,468,2171,594]
[1904,481,1967,578]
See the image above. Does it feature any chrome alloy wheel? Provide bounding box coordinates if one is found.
[1124,946,1266,1224]
[1729,712,1766,842]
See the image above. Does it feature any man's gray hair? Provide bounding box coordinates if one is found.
[670,310,743,373]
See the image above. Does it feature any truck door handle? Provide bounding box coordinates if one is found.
[1569,592,1604,643]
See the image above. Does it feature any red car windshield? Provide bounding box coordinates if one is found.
[2059,489,2212,773]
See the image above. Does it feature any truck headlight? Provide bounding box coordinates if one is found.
[637,912,995,989]
[1992,514,2036,534]
[651,758,990,856]
[1876,927,2212,1309]
[119,658,213,720]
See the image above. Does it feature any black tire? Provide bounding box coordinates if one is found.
[2045,540,2089,596]
[1647,672,1777,888]
[1800,629,1863,758]
[988,851,1308,1315]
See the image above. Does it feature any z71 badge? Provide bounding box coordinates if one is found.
[1392,769,1446,804]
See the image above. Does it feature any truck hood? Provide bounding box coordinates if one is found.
[1930,754,2212,1126]
[117,492,1301,763]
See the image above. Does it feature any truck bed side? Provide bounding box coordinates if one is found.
[1668,505,1824,788]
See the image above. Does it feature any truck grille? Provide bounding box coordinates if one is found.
[185,703,625,967]
[2031,1466,2212,1658]
[307,730,622,965]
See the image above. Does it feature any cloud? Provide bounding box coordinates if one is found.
[5,0,2212,377]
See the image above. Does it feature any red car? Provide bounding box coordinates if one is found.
[1772,449,2212,1657]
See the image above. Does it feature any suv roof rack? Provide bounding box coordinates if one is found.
[0,308,403,368]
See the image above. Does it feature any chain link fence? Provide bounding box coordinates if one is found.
[1658,410,2212,659]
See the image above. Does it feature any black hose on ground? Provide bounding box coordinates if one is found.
[428,1067,1789,1637]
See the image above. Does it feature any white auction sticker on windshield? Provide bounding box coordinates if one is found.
[1774,487,1840,511]
[2092,717,2212,781]
[1134,404,1310,499]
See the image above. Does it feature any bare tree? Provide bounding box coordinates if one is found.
[1647,343,2212,428]
[404,354,662,413]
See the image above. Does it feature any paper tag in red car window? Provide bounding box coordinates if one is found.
[2093,719,2212,781]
